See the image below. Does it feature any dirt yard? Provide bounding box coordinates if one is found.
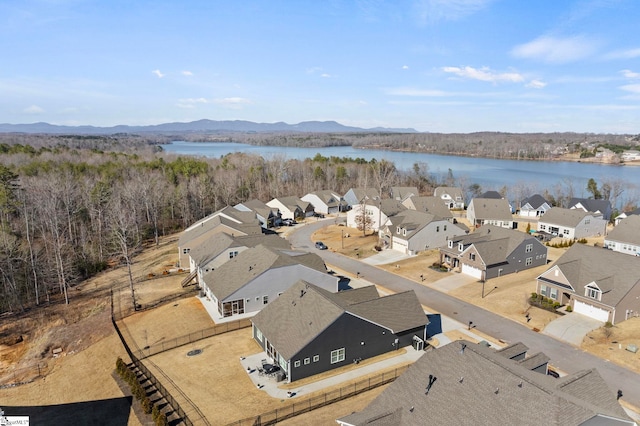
[312,224,380,259]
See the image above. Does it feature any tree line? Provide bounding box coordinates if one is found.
[0,134,636,314]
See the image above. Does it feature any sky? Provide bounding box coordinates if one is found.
[1,0,640,133]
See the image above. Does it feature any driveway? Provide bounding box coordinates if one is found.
[360,250,412,265]
[542,312,604,346]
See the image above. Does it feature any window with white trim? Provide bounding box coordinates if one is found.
[262,295,268,305]
[256,329,263,342]
[550,288,558,300]
[525,257,532,266]
[229,250,238,259]
[586,287,601,300]
[540,284,548,297]
[294,360,301,368]
[182,248,190,254]
[313,355,319,362]
[330,348,345,364]
[525,243,533,253]
[304,357,310,365]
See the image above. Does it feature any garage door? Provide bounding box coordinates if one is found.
[573,300,610,322]
[461,263,483,279]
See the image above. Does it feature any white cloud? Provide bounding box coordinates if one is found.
[511,35,600,63]
[620,84,640,94]
[181,70,193,76]
[306,67,322,74]
[442,66,524,83]
[621,69,640,79]
[152,69,165,78]
[402,65,409,70]
[24,105,44,114]
[321,73,332,78]
[526,79,547,89]
[604,48,640,60]
[414,0,494,23]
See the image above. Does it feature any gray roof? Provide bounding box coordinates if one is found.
[391,187,419,201]
[447,225,533,257]
[391,210,441,239]
[541,244,640,307]
[540,207,592,227]
[569,198,612,215]
[269,196,312,213]
[252,282,428,360]
[402,196,453,219]
[495,342,529,359]
[189,234,290,266]
[338,340,629,426]
[518,352,550,371]
[606,215,640,246]
[235,199,278,220]
[178,206,261,246]
[371,199,407,217]
[346,188,380,203]
[479,190,503,199]
[202,245,327,300]
[521,194,550,210]
[469,198,512,221]
[433,186,463,200]
[307,189,341,207]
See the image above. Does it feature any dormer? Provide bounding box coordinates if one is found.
[448,240,453,249]
[458,243,464,252]
[584,282,602,301]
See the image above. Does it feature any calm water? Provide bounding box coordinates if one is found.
[160,141,640,202]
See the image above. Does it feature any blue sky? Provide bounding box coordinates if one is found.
[2,0,639,133]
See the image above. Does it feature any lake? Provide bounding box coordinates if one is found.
[160,141,640,204]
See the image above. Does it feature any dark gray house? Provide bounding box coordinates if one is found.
[251,281,428,383]
[569,198,613,221]
[338,340,632,426]
[439,225,548,281]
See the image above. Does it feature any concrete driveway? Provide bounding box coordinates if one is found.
[360,249,412,265]
[542,312,604,346]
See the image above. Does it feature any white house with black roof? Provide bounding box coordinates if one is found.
[251,281,428,383]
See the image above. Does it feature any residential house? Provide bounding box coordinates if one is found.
[402,196,455,222]
[188,234,291,286]
[200,245,338,319]
[433,187,465,210]
[177,206,262,269]
[343,188,379,210]
[621,150,640,162]
[614,207,640,226]
[251,281,428,383]
[466,197,515,229]
[604,215,640,256]
[234,199,280,228]
[390,187,419,202]
[569,198,613,221]
[382,210,467,255]
[536,244,640,324]
[537,207,607,240]
[337,339,632,426]
[439,225,547,280]
[266,196,314,220]
[518,194,552,218]
[346,199,406,233]
[301,190,346,215]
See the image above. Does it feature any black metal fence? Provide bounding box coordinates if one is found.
[227,365,410,426]
[0,362,49,388]
[135,318,252,359]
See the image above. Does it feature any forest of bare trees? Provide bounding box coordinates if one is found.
[0,133,637,314]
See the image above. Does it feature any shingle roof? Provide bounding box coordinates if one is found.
[606,215,640,246]
[347,188,380,203]
[402,196,453,219]
[189,234,290,266]
[391,210,440,239]
[179,206,261,246]
[391,187,419,201]
[545,244,640,307]
[569,198,612,215]
[539,207,592,227]
[469,198,512,221]
[521,194,549,210]
[202,245,327,300]
[433,187,463,200]
[518,352,550,371]
[337,340,629,426]
[252,282,427,360]
[479,190,503,199]
[495,342,529,359]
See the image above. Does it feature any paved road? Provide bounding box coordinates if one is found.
[289,219,640,408]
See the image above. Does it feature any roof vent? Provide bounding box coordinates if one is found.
[409,407,414,413]
[300,289,306,298]
[458,377,464,383]
[518,381,523,388]
[494,388,499,394]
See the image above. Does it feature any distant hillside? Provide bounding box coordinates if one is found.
[0,119,418,134]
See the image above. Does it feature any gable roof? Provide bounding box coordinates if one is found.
[391,210,442,239]
[569,198,612,215]
[542,244,640,307]
[252,282,427,360]
[269,196,312,212]
[178,212,262,247]
[402,196,453,219]
[539,207,594,227]
[433,187,463,200]
[479,190,503,199]
[305,189,341,206]
[469,198,512,221]
[346,188,380,203]
[235,199,278,219]
[391,187,419,201]
[605,215,640,246]
[521,194,550,210]
[202,245,327,300]
[338,340,629,426]
[189,233,291,266]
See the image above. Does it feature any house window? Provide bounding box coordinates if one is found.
[585,219,590,224]
[458,243,464,252]
[304,357,310,365]
[469,253,476,261]
[256,329,263,342]
[403,229,406,236]
[444,225,447,231]
[330,348,345,364]
[448,240,453,248]
[263,295,268,305]
[182,248,190,254]
[229,250,238,259]
[540,224,546,230]
[294,360,301,368]
[526,257,532,266]
[540,285,548,297]
[313,355,319,362]
[525,244,533,253]
[586,287,600,300]
[436,226,440,232]
[396,227,401,234]
[550,288,558,300]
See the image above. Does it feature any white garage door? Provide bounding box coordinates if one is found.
[461,263,483,279]
[573,300,610,322]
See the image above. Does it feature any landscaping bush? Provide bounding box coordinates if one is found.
[565,305,572,312]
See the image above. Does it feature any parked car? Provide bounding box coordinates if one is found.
[282,218,297,226]
[315,241,328,250]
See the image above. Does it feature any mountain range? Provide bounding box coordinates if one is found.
[0,120,418,134]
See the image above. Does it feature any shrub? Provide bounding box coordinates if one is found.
[141,396,153,415]
[565,305,572,312]
[605,321,613,328]
[530,292,538,300]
